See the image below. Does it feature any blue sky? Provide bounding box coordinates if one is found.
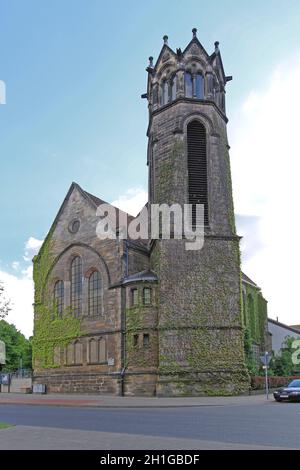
[1,0,300,335]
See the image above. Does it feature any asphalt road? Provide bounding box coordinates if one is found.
[0,401,300,449]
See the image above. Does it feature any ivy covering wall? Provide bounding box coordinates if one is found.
[32,234,84,369]
[242,282,267,349]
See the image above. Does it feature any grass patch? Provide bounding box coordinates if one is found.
[0,422,12,429]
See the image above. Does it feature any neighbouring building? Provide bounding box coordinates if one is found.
[33,29,269,396]
[268,319,300,355]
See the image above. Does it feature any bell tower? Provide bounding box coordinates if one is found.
[145,29,249,396]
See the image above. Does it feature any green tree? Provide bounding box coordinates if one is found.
[0,320,32,371]
[0,282,10,319]
[270,336,297,376]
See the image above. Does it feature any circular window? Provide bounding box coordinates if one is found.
[68,219,80,234]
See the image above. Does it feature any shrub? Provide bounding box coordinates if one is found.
[251,375,300,390]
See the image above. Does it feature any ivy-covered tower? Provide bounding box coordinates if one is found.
[146,29,249,395]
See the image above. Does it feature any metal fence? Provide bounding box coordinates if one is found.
[10,369,32,379]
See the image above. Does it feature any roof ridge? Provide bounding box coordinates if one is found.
[82,187,135,219]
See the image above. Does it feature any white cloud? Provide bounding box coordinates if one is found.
[0,269,34,338]
[230,55,300,326]
[0,237,43,338]
[111,187,147,216]
[235,214,264,262]
[11,261,20,271]
[23,237,43,261]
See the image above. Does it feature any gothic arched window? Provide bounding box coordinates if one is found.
[88,270,103,316]
[162,80,169,105]
[195,73,204,99]
[88,337,106,363]
[242,291,247,326]
[71,256,82,316]
[53,280,64,315]
[152,84,158,106]
[171,75,177,101]
[187,120,208,226]
[185,72,193,98]
[248,294,256,338]
[74,340,83,365]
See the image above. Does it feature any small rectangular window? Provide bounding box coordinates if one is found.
[133,334,139,348]
[143,334,150,348]
[143,288,152,305]
[131,288,138,306]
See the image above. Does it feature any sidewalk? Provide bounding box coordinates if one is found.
[0,392,271,408]
[0,425,285,450]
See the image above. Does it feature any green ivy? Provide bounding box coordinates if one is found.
[125,305,153,368]
[243,283,267,347]
[32,233,84,369]
[33,305,83,369]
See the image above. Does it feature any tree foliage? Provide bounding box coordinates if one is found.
[0,282,10,319]
[0,320,32,371]
[269,336,298,377]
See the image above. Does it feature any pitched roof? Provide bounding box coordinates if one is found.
[241,272,258,288]
[35,182,148,260]
[81,186,148,249]
[121,270,158,286]
[268,318,300,336]
[290,325,300,331]
[83,187,135,223]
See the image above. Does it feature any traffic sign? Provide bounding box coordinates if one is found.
[260,353,271,366]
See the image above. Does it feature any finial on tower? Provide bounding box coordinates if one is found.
[214,41,220,53]
[163,35,168,45]
[192,28,197,38]
[148,56,154,68]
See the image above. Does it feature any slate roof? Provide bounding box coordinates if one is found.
[290,325,300,331]
[241,272,258,288]
[83,187,149,251]
[268,318,300,336]
[121,270,158,286]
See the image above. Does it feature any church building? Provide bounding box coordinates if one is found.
[32,29,267,396]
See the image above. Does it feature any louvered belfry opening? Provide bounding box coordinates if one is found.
[187,120,209,226]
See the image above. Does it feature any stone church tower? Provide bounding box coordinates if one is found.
[32,29,250,396]
[146,29,249,395]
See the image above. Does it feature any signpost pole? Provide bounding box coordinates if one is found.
[265,351,269,400]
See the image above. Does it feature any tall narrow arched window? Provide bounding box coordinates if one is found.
[185,72,193,98]
[242,291,247,326]
[248,294,256,338]
[152,84,158,106]
[74,340,83,364]
[54,280,64,315]
[88,270,103,316]
[195,73,204,99]
[71,256,82,316]
[171,75,177,101]
[162,80,169,105]
[187,120,208,226]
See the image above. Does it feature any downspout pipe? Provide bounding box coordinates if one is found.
[120,239,129,396]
